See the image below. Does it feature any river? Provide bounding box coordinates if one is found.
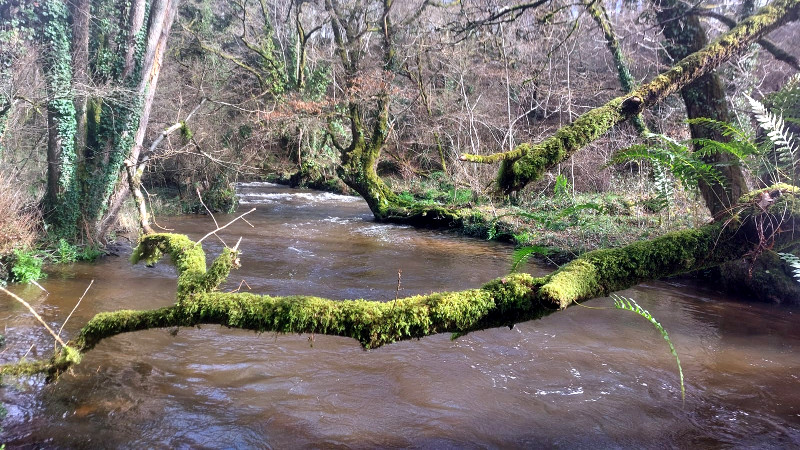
[2,182,799,447]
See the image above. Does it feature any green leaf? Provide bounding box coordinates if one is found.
[611,294,685,402]
[510,246,550,273]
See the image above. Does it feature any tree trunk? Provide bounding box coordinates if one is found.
[586,0,648,134]
[42,0,80,237]
[460,0,800,195]
[96,0,179,240]
[655,0,749,218]
[70,0,90,164]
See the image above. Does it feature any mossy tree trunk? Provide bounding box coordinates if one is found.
[654,0,749,219]
[37,0,177,242]
[586,0,648,134]
[5,185,798,379]
[460,0,800,194]
[323,0,463,227]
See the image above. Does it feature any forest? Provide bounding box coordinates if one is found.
[1,0,800,446]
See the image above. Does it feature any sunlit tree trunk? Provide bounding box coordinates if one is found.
[39,0,178,242]
[96,0,179,239]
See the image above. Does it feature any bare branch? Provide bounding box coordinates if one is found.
[196,208,257,245]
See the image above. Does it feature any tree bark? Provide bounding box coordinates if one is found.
[460,0,800,195]
[70,0,90,161]
[96,0,179,240]
[654,0,749,218]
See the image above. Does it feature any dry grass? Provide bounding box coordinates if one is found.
[0,171,39,255]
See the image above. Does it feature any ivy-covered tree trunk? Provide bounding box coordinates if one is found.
[39,0,178,242]
[654,0,749,219]
[42,0,80,236]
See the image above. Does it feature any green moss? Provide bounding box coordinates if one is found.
[70,271,545,352]
[12,186,798,378]
[131,233,238,299]
[497,99,625,193]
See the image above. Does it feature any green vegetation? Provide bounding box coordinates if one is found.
[778,252,800,283]
[9,249,44,284]
[183,177,239,214]
[611,294,685,402]
[395,172,475,206]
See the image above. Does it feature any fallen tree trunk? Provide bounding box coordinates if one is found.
[2,185,797,380]
[459,0,800,194]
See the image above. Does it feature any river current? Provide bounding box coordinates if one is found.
[2,182,799,447]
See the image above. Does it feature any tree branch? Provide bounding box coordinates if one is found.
[460,0,800,194]
[5,185,798,379]
[695,8,800,71]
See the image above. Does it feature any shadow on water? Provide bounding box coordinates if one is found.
[2,182,800,447]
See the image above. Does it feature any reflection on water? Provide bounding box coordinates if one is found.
[2,183,800,447]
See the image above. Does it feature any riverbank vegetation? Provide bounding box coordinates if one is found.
[1,0,800,364]
[2,182,798,379]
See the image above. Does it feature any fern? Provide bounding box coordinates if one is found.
[778,253,800,283]
[609,133,729,216]
[748,95,799,184]
[611,294,685,402]
[510,245,551,273]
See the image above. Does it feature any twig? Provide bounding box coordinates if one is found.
[142,184,174,231]
[30,279,49,294]
[22,343,35,360]
[196,208,256,245]
[0,286,67,348]
[391,269,402,312]
[57,280,94,339]
[196,186,220,228]
[196,186,226,246]
[228,279,252,293]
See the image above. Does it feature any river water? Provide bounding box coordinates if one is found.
[2,182,799,448]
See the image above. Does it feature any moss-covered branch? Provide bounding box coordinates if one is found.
[3,185,797,380]
[130,233,239,299]
[460,0,800,193]
[697,8,800,71]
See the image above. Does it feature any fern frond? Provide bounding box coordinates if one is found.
[690,138,759,161]
[687,117,752,142]
[748,95,799,173]
[611,294,685,402]
[510,246,550,273]
[777,253,800,283]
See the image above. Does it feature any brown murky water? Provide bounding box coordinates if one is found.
[2,182,800,448]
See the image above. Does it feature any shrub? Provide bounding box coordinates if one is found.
[0,171,38,257]
[9,248,44,283]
